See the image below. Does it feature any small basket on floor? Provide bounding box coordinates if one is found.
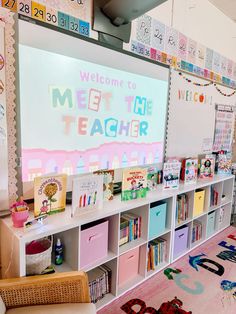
[26,237,52,275]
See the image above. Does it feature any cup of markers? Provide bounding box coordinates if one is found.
[10,198,29,228]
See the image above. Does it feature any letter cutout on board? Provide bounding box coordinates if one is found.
[174,274,204,295]
[121,299,156,314]
[217,251,236,263]
[51,87,73,108]
[218,241,236,252]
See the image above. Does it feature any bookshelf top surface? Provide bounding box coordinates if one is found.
[1,174,234,242]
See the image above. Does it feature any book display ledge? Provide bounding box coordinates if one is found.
[0,174,234,310]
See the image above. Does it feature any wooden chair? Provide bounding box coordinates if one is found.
[0,271,96,313]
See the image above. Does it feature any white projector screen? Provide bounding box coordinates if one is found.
[18,20,169,197]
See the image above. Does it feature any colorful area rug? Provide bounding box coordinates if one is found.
[98,226,236,314]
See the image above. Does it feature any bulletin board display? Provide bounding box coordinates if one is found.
[18,20,169,191]
[166,70,236,158]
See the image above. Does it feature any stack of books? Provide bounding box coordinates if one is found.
[210,186,219,207]
[176,194,189,224]
[192,220,202,243]
[87,265,112,304]
[147,238,167,271]
[119,213,141,246]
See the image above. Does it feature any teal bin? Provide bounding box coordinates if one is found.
[207,211,216,238]
[149,201,167,239]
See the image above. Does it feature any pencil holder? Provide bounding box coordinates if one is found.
[11,210,29,228]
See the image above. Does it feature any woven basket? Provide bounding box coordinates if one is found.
[26,237,52,275]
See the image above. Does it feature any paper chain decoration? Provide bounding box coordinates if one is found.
[179,72,236,97]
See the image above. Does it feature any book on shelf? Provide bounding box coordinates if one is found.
[147,238,167,271]
[119,213,141,246]
[87,265,112,304]
[192,220,202,243]
[121,168,147,201]
[163,161,181,190]
[199,158,215,179]
[180,158,198,184]
[94,169,114,201]
[176,194,189,224]
[217,152,232,175]
[210,186,219,207]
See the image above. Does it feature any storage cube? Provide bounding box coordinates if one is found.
[149,202,167,239]
[207,211,216,238]
[80,220,109,269]
[193,189,205,217]
[173,225,189,258]
[118,247,139,286]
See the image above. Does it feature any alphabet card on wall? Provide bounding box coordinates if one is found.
[72,174,103,217]
[121,168,147,201]
[163,161,181,190]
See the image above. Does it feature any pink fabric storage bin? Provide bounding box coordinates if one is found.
[118,247,139,286]
[80,220,109,269]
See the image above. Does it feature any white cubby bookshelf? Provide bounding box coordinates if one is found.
[0,174,234,310]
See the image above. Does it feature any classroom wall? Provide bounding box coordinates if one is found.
[145,0,236,62]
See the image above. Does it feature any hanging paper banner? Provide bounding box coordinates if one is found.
[165,26,178,56]
[213,109,234,152]
[187,38,197,65]
[196,43,205,68]
[136,14,152,45]
[205,48,213,70]
[151,19,165,51]
[178,32,187,60]
[212,51,221,74]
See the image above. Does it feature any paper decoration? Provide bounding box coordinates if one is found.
[121,168,147,201]
[178,32,187,60]
[187,38,197,65]
[136,14,152,45]
[34,174,67,217]
[165,26,178,56]
[151,19,165,51]
[72,174,103,216]
[213,110,234,152]
[196,44,206,68]
[212,51,221,74]
[205,48,213,70]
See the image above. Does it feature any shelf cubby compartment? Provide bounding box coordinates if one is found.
[148,198,172,241]
[209,182,223,210]
[173,222,191,261]
[215,203,232,232]
[79,216,118,272]
[222,178,234,204]
[176,191,194,227]
[147,231,171,277]
[118,244,146,295]
[191,215,207,249]
[87,258,118,310]
[119,205,148,255]
[51,227,80,273]
[206,210,216,239]
[193,186,210,218]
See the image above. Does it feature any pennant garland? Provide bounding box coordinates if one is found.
[179,72,236,97]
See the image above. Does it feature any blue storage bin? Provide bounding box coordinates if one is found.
[149,201,167,239]
[207,211,216,238]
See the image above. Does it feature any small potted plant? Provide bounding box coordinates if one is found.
[10,197,29,228]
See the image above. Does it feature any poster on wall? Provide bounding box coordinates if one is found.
[213,109,234,152]
[0,21,9,209]
[19,43,168,182]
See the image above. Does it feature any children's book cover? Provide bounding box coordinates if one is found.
[199,158,215,178]
[121,168,147,201]
[163,161,181,189]
[181,158,198,184]
[34,174,67,218]
[217,152,232,174]
[94,169,114,201]
[72,174,103,216]
[147,166,158,191]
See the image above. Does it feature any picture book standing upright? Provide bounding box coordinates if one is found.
[181,158,198,184]
[163,161,181,189]
[122,168,147,201]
